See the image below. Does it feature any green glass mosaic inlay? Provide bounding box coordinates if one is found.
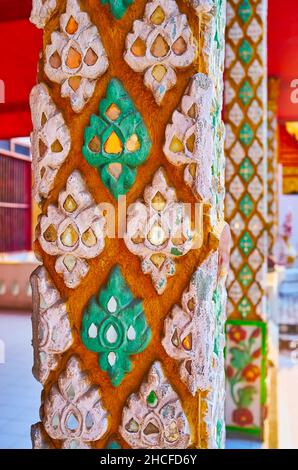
[239,123,254,146]
[101,0,134,19]
[238,0,253,24]
[83,79,152,199]
[81,265,151,387]
[239,193,254,218]
[239,231,254,255]
[239,157,254,182]
[238,264,253,287]
[238,40,253,64]
[237,296,252,318]
[239,81,254,105]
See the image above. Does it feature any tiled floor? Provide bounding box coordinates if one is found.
[0,312,297,449]
[0,312,41,449]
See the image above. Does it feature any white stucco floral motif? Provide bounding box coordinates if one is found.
[30,83,71,204]
[30,0,57,29]
[164,73,215,202]
[42,356,109,448]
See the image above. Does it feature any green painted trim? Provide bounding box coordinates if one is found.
[225,319,267,436]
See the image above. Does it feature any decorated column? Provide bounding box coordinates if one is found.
[29,0,228,449]
[224,0,268,437]
[267,77,280,262]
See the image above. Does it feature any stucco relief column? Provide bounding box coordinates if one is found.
[29,0,228,449]
[224,0,268,437]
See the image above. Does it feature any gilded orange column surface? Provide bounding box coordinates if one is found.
[29,0,229,449]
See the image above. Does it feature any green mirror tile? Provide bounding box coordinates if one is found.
[81,265,151,387]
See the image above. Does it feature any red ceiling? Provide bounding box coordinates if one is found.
[0,0,297,138]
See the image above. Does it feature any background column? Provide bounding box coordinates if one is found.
[224,0,268,438]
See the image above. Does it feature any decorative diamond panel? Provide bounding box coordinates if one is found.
[230,212,245,237]
[238,264,253,287]
[81,265,151,386]
[230,142,245,165]
[230,175,245,200]
[82,79,152,199]
[267,77,280,256]
[229,102,244,127]
[38,171,106,288]
[247,18,262,43]
[239,231,254,255]
[124,168,197,294]
[44,0,109,112]
[231,247,243,270]
[31,267,73,384]
[239,194,254,218]
[238,40,253,64]
[124,0,197,104]
[237,296,252,318]
[238,0,252,24]
[163,73,215,202]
